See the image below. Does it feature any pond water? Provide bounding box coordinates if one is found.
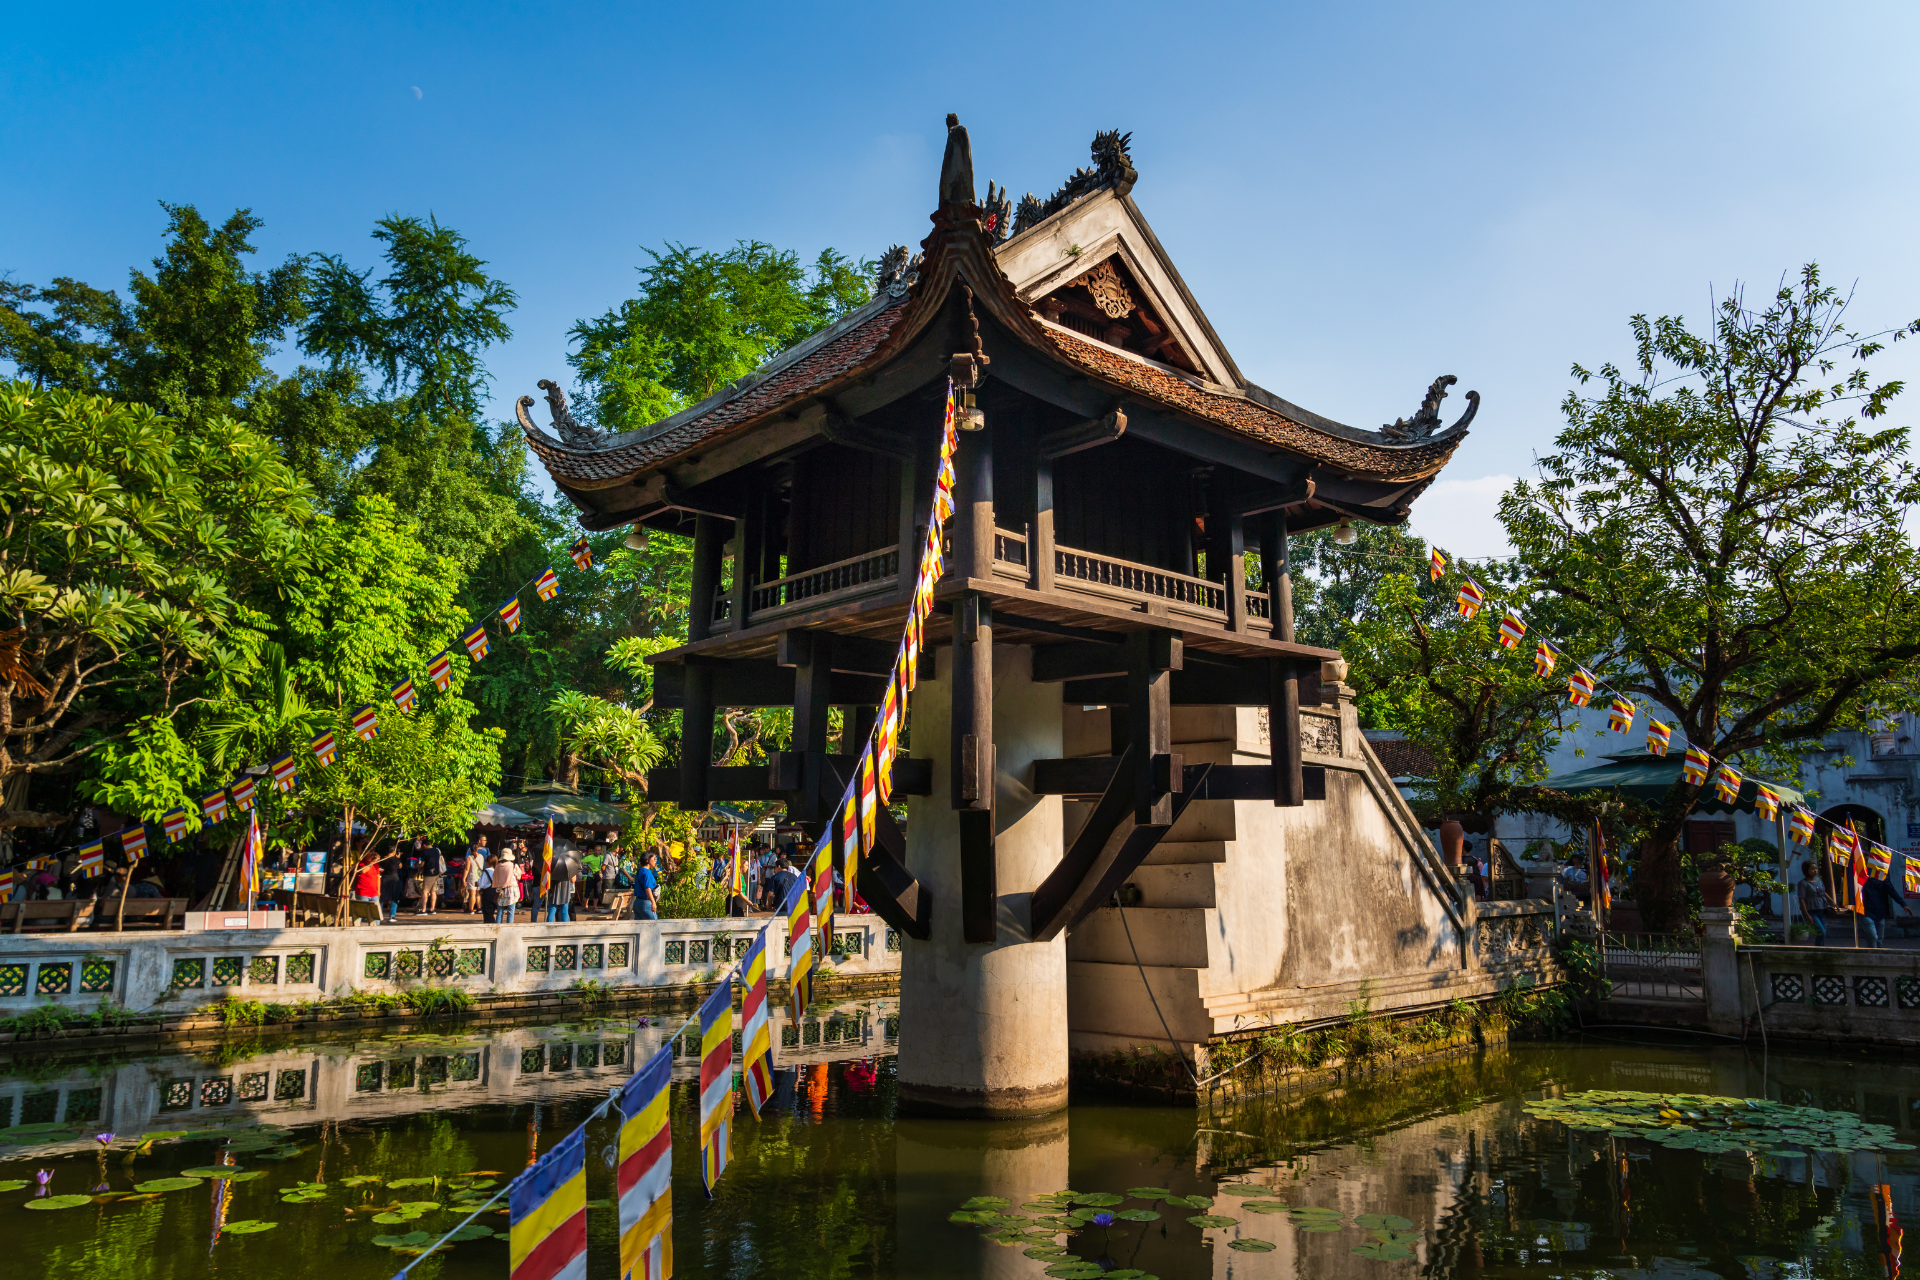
[0,1013,1911,1279]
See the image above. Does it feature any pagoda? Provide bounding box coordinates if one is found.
[524,117,1492,1116]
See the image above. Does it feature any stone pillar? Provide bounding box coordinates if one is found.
[897,644,1067,1117]
[1700,906,1742,1034]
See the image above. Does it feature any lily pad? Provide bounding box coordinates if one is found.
[398,1201,443,1211]
[1114,1208,1161,1222]
[1188,1214,1238,1228]
[1217,1184,1272,1197]
[1372,1229,1422,1246]
[1356,1213,1415,1231]
[446,1224,495,1241]
[134,1177,204,1192]
[373,1211,423,1224]
[1071,1192,1125,1206]
[1298,1222,1347,1233]
[224,1220,278,1234]
[950,1209,996,1224]
[1125,1186,1171,1200]
[1353,1242,1416,1260]
[340,1175,384,1186]
[387,1177,438,1188]
[0,1180,30,1192]
[372,1231,436,1248]
[181,1166,247,1178]
[1025,1246,1069,1260]
[1165,1194,1213,1209]
[1229,1238,1278,1252]
[24,1195,95,1210]
[1044,1266,1107,1280]
[1245,1201,1293,1213]
[226,1172,267,1183]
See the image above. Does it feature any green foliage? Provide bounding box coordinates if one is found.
[569,242,872,433]
[401,984,475,1016]
[656,860,727,919]
[1343,563,1572,820]
[298,696,502,853]
[1,383,314,824]
[1502,265,1920,926]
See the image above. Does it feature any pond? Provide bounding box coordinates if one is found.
[0,1014,1910,1279]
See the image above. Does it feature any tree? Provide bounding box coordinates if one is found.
[1344,566,1575,824]
[568,242,872,433]
[0,383,314,834]
[1281,523,1432,653]
[1501,266,1920,928]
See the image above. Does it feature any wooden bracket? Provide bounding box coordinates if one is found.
[1037,407,1127,458]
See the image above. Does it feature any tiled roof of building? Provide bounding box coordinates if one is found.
[1365,734,1438,780]
[524,295,910,485]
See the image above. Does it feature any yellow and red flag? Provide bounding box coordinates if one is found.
[740,925,774,1118]
[271,755,298,793]
[508,1125,587,1280]
[569,536,592,571]
[463,625,490,662]
[1681,746,1710,786]
[350,705,379,741]
[1787,806,1816,845]
[1608,697,1635,733]
[1713,762,1743,805]
[1567,668,1596,707]
[428,652,454,691]
[616,1046,673,1280]
[201,788,229,825]
[162,808,189,843]
[391,678,417,712]
[535,567,560,602]
[697,979,733,1196]
[1533,639,1560,678]
[1753,783,1781,822]
[1497,609,1527,648]
[311,731,337,768]
[1429,546,1447,581]
[498,596,523,633]
[1455,578,1486,619]
[229,776,257,811]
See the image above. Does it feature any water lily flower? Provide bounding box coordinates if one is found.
[1090,1212,1115,1227]
[94,1132,115,1144]
[34,1169,52,1196]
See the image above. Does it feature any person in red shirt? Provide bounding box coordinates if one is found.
[352,860,381,916]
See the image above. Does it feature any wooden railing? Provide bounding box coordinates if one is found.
[1053,544,1226,615]
[1246,591,1270,620]
[749,547,900,618]
[992,527,1028,576]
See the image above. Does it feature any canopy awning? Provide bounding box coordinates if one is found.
[487,790,630,829]
[1532,750,1806,816]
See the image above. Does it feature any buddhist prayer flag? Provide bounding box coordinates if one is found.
[311,731,337,767]
[271,755,298,793]
[1713,762,1743,805]
[1753,783,1781,822]
[463,624,490,662]
[697,979,733,1198]
[1852,840,1869,914]
[1868,843,1892,879]
[1788,807,1816,845]
[120,825,148,860]
[428,652,454,692]
[1830,825,1858,867]
[1454,578,1486,619]
[1533,639,1561,679]
[0,869,12,895]
[201,788,229,825]
[1646,721,1673,757]
[541,820,554,900]
[499,596,523,633]
[1681,746,1710,786]
[857,746,879,856]
[535,567,560,602]
[74,839,105,877]
[391,678,417,712]
[809,837,834,929]
[785,877,815,1021]
[617,1046,673,1280]
[740,925,774,1118]
[162,808,189,843]
[1429,546,1447,581]
[509,1124,588,1280]
[350,705,379,741]
[569,536,592,571]
[1608,697,1635,734]
[1567,667,1596,707]
[239,810,261,908]
[837,784,859,887]
[1906,861,1920,895]
[229,775,257,812]
[1497,609,1527,649]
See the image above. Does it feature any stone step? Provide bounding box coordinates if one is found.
[1066,907,1214,968]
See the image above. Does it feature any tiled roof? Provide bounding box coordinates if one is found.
[526,296,910,485]
[1041,327,1465,482]
[1366,735,1438,780]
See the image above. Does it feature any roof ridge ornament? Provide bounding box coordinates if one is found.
[1012,129,1138,235]
[938,112,977,209]
[518,379,605,451]
[1379,375,1480,443]
[874,245,923,298]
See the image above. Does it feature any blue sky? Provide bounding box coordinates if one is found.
[7,2,1919,557]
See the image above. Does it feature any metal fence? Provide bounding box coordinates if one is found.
[1600,932,1703,1002]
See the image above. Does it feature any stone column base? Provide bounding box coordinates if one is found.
[896,1077,1071,1120]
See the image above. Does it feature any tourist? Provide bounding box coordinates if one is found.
[495,848,521,923]
[581,845,603,911]
[1796,861,1831,945]
[632,850,660,921]
[764,852,801,912]
[547,847,578,923]
[1861,862,1907,947]
[379,848,404,923]
[463,836,489,912]
[476,855,497,924]
[414,837,445,916]
[598,846,620,912]
[351,856,381,921]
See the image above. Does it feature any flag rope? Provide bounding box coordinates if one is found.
[1418,539,1906,879]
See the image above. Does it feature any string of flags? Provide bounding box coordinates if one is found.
[41,544,596,883]
[1423,541,1916,888]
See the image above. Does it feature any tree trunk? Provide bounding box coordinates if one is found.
[554,750,580,789]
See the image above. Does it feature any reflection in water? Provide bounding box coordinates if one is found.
[0,1026,1912,1278]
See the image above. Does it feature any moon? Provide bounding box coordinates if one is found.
[411,86,423,100]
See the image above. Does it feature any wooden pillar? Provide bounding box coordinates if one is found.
[1225,511,1247,633]
[681,664,714,812]
[952,592,995,942]
[1270,656,1302,807]
[957,417,994,581]
[786,453,814,578]
[788,631,834,823]
[689,515,727,641]
[730,474,763,630]
[1030,452,1055,592]
[1261,512,1295,643]
[1126,631,1176,825]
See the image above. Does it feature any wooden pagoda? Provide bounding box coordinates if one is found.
[524,119,1476,1092]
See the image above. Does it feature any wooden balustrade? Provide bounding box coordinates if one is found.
[748,547,900,620]
[1053,544,1227,617]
